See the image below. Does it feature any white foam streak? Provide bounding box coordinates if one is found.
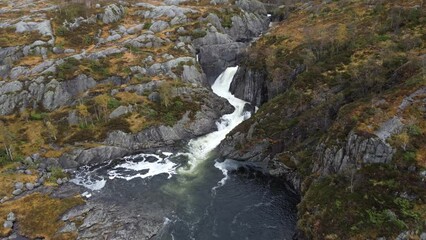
[108,153,178,181]
[212,160,241,193]
[70,176,106,191]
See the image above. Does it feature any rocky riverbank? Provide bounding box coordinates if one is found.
[0,0,272,238]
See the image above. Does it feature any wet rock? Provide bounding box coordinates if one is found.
[105,89,233,150]
[230,66,268,106]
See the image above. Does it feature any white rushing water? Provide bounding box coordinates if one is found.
[186,66,251,165]
[108,153,178,181]
[72,66,251,191]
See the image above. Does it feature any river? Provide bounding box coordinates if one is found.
[71,67,299,239]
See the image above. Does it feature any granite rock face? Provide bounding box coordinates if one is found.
[313,131,395,175]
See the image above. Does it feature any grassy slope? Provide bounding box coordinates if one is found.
[237,0,425,238]
[0,0,242,160]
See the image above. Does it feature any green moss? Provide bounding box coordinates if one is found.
[57,58,80,80]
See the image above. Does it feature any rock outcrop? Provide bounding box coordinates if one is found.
[313,131,395,175]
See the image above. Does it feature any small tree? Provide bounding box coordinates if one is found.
[394,132,410,151]
[45,121,58,141]
[20,108,30,122]
[77,103,90,126]
[93,94,110,121]
[335,23,348,51]
[158,82,172,107]
[0,121,14,161]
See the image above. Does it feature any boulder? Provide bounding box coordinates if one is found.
[148,92,161,103]
[149,20,170,33]
[14,182,24,190]
[102,4,125,24]
[0,81,23,95]
[3,220,13,229]
[181,65,206,85]
[25,183,34,190]
[109,106,132,119]
[211,0,229,4]
[6,212,15,222]
[75,146,130,165]
[15,20,53,37]
[56,178,63,185]
[12,189,22,196]
[236,0,267,15]
[138,5,197,19]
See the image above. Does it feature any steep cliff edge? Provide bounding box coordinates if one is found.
[219,0,426,238]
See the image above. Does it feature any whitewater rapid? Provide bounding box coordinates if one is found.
[186,66,251,166]
[71,66,251,191]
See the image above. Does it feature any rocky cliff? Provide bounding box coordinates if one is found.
[219,0,426,238]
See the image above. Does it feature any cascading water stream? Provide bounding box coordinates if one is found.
[71,66,251,190]
[184,66,251,170]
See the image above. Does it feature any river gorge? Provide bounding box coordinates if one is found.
[70,67,299,239]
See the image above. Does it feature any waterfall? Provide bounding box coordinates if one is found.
[185,66,251,168]
[71,66,251,191]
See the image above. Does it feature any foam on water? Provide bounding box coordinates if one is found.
[108,153,178,180]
